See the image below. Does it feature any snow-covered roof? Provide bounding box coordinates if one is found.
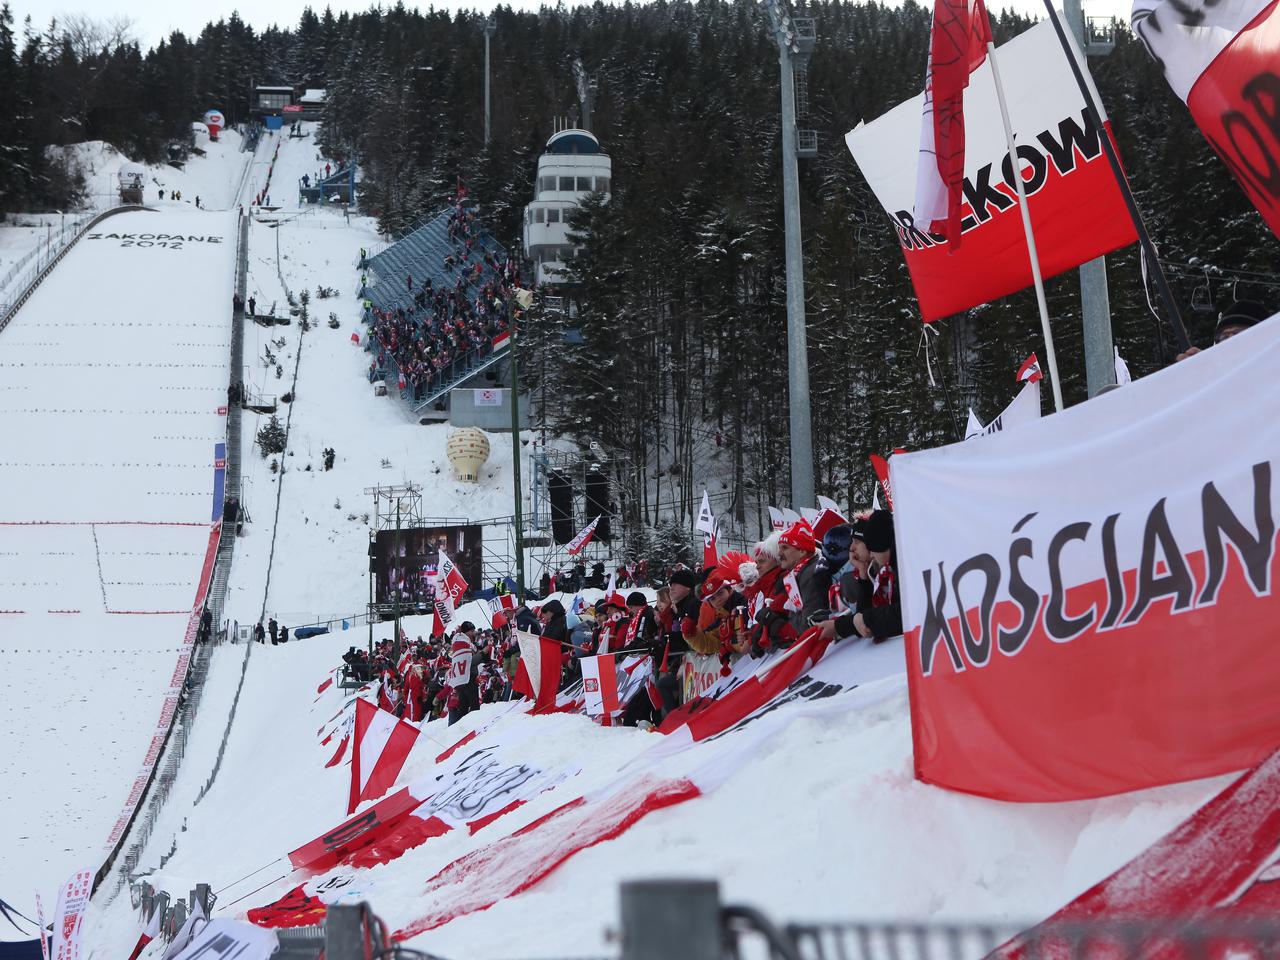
[300,88,327,103]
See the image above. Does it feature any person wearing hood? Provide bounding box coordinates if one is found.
[537,599,569,643]
[820,510,902,642]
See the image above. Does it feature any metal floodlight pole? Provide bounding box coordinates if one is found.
[509,303,527,601]
[1063,0,1116,398]
[484,19,497,146]
[763,0,815,510]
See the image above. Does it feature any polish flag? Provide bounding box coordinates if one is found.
[125,904,162,960]
[914,0,993,245]
[513,629,561,713]
[348,698,419,814]
[566,516,600,555]
[812,506,849,541]
[1016,353,1043,384]
[1133,0,1280,238]
[581,652,622,716]
[492,331,510,351]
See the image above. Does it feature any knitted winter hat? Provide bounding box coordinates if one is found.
[754,531,783,563]
[780,520,817,554]
[855,510,895,554]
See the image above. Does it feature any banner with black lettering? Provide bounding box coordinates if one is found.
[845,20,1137,321]
[892,317,1280,801]
[1133,0,1280,239]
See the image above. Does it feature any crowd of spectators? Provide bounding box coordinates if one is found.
[363,194,519,402]
[342,621,516,725]
[338,510,901,732]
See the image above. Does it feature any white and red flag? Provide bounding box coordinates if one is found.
[581,653,623,716]
[847,21,1138,320]
[1133,0,1280,238]
[487,592,516,627]
[914,0,993,245]
[512,629,561,713]
[50,868,92,960]
[432,548,469,636]
[348,698,419,814]
[36,894,48,960]
[125,902,163,960]
[696,490,718,567]
[965,378,1042,440]
[566,516,600,555]
[1016,352,1043,384]
[581,653,651,716]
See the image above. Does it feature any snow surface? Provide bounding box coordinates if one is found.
[2,128,1239,957]
[0,208,234,904]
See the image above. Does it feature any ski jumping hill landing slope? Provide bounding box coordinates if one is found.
[0,208,235,903]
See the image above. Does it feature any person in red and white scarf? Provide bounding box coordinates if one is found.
[820,510,902,642]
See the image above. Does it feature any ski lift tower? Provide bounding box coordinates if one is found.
[760,0,817,510]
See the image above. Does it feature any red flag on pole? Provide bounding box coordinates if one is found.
[1016,352,1043,384]
[914,0,993,246]
[1133,0,1280,240]
[348,698,419,814]
[566,516,600,555]
[125,903,162,960]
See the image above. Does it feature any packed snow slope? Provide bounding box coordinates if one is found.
[0,208,234,903]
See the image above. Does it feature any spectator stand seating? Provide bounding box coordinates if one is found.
[361,205,513,413]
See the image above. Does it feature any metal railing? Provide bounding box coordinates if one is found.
[0,205,140,334]
[0,214,91,305]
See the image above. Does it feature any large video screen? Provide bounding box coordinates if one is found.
[372,525,484,607]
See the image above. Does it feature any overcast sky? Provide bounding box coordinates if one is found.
[8,0,1133,51]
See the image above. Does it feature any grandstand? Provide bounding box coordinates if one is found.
[362,204,512,413]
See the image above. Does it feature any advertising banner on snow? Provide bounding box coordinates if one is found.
[891,318,1280,801]
[1133,0,1280,239]
[50,868,93,960]
[845,20,1137,321]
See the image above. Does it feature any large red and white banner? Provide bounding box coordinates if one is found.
[49,869,92,960]
[845,20,1137,321]
[992,747,1280,960]
[1133,0,1280,239]
[892,318,1280,802]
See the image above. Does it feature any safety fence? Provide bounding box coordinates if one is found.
[0,214,91,307]
[0,206,139,334]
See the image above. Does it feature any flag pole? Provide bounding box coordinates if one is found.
[1038,1,1191,353]
[985,40,1066,413]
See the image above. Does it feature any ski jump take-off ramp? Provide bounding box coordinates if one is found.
[0,209,234,901]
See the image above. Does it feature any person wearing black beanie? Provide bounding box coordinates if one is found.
[821,509,901,643]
